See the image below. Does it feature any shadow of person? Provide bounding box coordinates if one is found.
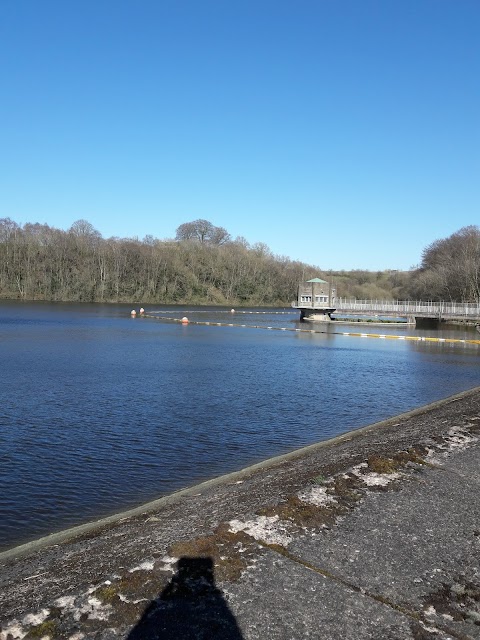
[126,556,244,640]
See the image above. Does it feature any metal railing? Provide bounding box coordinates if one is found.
[293,299,480,318]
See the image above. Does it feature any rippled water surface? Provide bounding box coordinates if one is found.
[1,301,479,551]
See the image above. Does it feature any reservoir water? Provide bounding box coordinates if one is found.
[1,300,479,552]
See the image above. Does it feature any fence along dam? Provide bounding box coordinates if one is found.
[293,277,480,327]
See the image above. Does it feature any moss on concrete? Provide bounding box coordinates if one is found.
[24,619,58,639]
[168,523,260,583]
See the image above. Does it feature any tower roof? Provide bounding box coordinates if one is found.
[306,278,328,284]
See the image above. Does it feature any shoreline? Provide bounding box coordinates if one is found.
[1,297,478,326]
[2,385,478,563]
[1,385,479,639]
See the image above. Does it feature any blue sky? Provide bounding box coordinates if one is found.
[0,0,478,270]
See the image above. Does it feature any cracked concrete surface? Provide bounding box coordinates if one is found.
[1,387,480,639]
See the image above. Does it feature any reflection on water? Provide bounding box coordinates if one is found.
[0,300,479,551]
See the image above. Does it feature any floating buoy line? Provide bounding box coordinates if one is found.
[130,311,480,347]
[148,309,296,315]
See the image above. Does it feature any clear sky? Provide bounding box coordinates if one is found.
[0,0,478,270]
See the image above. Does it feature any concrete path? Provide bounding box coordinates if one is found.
[1,389,480,639]
[227,438,480,639]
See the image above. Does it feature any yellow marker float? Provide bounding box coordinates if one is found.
[144,314,480,347]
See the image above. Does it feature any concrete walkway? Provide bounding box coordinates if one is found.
[1,388,480,639]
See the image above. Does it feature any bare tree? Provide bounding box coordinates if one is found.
[175,219,231,245]
[69,219,102,241]
[411,226,480,302]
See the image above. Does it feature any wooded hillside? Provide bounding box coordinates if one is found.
[0,218,478,304]
[0,218,316,304]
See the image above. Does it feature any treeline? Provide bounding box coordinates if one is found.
[327,269,412,301]
[408,226,480,303]
[330,225,480,303]
[0,218,319,305]
[0,218,478,304]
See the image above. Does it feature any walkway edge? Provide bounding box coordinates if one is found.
[2,385,479,563]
